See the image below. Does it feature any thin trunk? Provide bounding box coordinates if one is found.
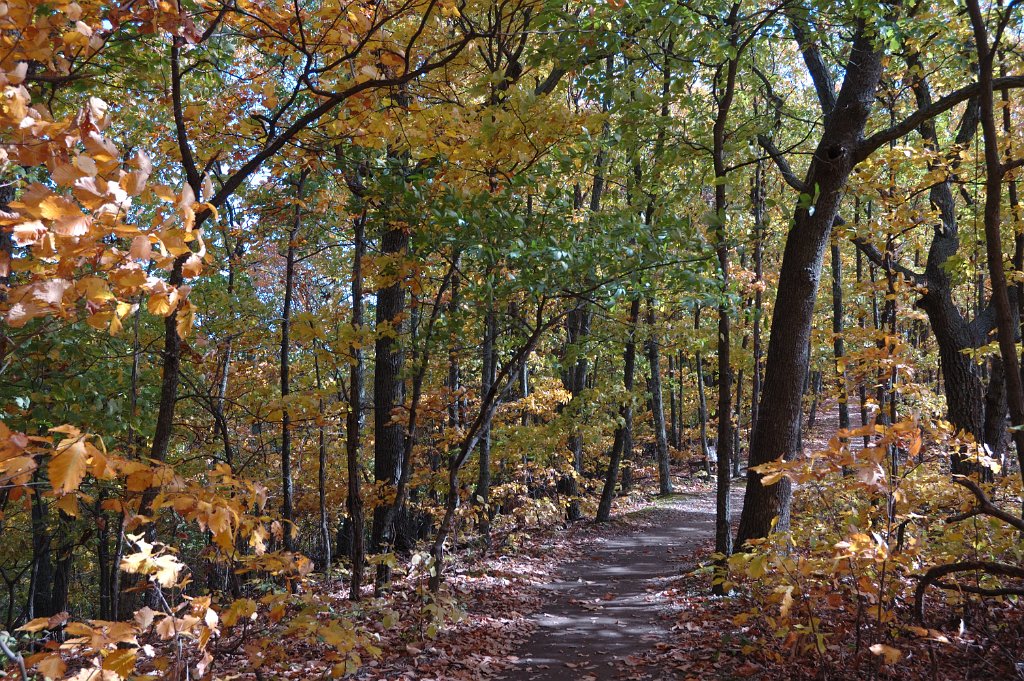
[429,319,549,591]
[678,351,685,450]
[558,61,611,518]
[559,304,591,521]
[856,250,871,450]
[966,0,1024,474]
[314,354,331,571]
[694,305,712,473]
[711,12,739,562]
[733,361,744,477]
[696,350,712,474]
[346,213,367,600]
[668,354,679,451]
[447,273,463,430]
[831,239,850,433]
[597,298,642,522]
[475,306,498,542]
[750,163,765,431]
[646,302,673,494]
[279,173,305,553]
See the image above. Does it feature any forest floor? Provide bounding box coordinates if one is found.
[349,401,1024,681]
[346,471,736,681]
[496,482,745,681]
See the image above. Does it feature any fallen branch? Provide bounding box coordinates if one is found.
[932,580,1024,598]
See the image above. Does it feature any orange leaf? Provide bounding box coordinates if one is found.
[49,439,89,494]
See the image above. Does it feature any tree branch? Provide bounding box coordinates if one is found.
[856,76,1024,162]
[850,236,923,285]
[757,134,807,192]
[915,560,1024,624]
[948,475,1024,532]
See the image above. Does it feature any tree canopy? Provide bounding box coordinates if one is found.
[2,0,1024,678]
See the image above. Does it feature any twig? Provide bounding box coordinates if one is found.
[0,632,28,681]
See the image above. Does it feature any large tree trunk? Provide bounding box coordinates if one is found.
[904,59,995,466]
[737,25,884,545]
[371,223,409,581]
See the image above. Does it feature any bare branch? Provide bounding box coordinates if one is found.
[915,560,1024,624]
[949,476,1024,532]
[757,134,807,192]
[856,76,1024,161]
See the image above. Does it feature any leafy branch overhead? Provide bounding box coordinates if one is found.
[2,0,1024,679]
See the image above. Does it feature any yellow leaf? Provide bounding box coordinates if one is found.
[17,612,68,632]
[176,300,195,338]
[51,213,91,237]
[181,254,203,278]
[102,648,136,678]
[156,615,177,640]
[39,194,80,220]
[49,439,89,495]
[129,235,152,261]
[55,493,79,517]
[152,185,176,202]
[0,455,37,486]
[869,643,902,664]
[778,585,794,618]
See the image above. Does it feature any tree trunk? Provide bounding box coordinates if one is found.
[696,347,712,475]
[314,354,331,572]
[750,162,765,432]
[737,25,884,545]
[668,354,679,451]
[347,213,367,600]
[966,0,1024,475]
[598,298,642,522]
[559,304,591,521]
[475,306,498,542]
[831,239,850,434]
[646,302,673,494]
[371,222,409,581]
[711,22,738,561]
[692,303,713,474]
[905,58,995,467]
[558,96,610,519]
[279,173,305,554]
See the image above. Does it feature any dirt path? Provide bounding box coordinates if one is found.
[499,486,744,681]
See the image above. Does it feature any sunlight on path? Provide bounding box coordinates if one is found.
[499,489,743,681]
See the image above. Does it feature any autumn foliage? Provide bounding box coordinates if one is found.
[2,0,1024,679]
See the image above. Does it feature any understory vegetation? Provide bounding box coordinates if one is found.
[1,0,1024,678]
